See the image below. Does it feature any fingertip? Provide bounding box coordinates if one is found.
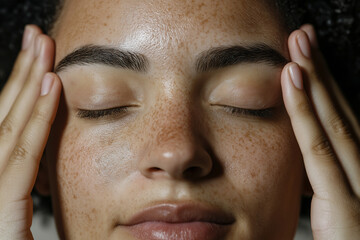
[287,29,300,48]
[22,25,42,48]
[288,30,305,60]
[297,30,312,59]
[52,73,63,93]
[26,24,43,34]
[282,62,303,89]
[22,26,33,50]
[38,72,62,123]
[40,72,62,97]
[40,73,54,96]
[34,34,56,68]
[288,63,303,90]
[281,62,295,97]
[35,34,55,53]
[300,24,318,49]
[20,26,42,55]
[288,29,312,64]
[281,62,293,85]
[300,23,313,30]
[49,72,62,90]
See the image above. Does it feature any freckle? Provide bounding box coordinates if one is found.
[200,19,209,25]
[64,206,69,215]
[218,127,224,134]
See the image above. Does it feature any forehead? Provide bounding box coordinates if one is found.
[53,0,287,66]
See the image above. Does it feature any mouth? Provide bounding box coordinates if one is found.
[120,202,235,240]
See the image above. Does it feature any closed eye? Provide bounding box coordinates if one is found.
[77,106,129,119]
[78,105,274,119]
[220,105,274,118]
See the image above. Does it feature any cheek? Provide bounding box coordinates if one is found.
[210,116,303,222]
[53,124,137,195]
[47,119,140,237]
[219,122,296,192]
[48,124,99,235]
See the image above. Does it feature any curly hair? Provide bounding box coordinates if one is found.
[0,0,359,216]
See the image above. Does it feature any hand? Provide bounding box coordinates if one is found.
[281,24,360,239]
[0,25,61,239]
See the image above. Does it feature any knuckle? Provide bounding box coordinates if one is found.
[311,135,335,158]
[295,100,313,116]
[0,118,14,137]
[32,107,50,124]
[10,144,30,165]
[328,114,353,139]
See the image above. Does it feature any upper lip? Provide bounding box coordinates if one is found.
[122,202,235,226]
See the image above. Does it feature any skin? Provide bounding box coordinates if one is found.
[0,0,359,240]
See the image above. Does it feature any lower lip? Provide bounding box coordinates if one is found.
[125,222,231,240]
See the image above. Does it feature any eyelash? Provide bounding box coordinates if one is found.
[77,106,129,119]
[77,105,274,119]
[222,106,274,118]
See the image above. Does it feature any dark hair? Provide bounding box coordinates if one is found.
[0,0,359,217]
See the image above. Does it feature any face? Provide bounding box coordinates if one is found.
[40,0,305,239]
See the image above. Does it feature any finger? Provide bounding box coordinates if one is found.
[300,24,360,138]
[281,62,351,200]
[288,29,360,196]
[0,25,42,122]
[300,24,318,49]
[0,35,55,175]
[0,73,61,202]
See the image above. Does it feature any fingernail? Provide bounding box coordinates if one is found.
[41,73,54,96]
[305,24,319,49]
[288,64,303,90]
[35,36,42,57]
[297,33,311,58]
[22,25,33,50]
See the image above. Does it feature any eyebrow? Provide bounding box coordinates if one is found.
[55,43,288,73]
[195,44,288,72]
[55,45,149,73]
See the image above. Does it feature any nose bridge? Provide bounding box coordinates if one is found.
[155,98,194,147]
[139,93,212,180]
[152,92,198,160]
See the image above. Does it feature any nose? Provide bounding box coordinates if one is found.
[138,104,213,180]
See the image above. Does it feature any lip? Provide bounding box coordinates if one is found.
[120,202,235,240]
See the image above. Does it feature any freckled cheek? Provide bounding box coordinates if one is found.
[54,125,138,193]
[47,122,141,231]
[211,119,302,206]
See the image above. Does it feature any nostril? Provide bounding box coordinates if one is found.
[149,167,162,173]
[183,166,204,179]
